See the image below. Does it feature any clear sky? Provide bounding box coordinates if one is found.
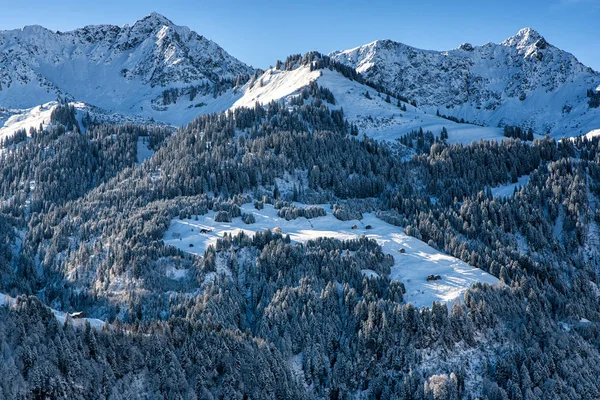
[0,0,598,71]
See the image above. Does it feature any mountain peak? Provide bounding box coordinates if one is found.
[331,28,599,137]
[502,27,544,48]
[17,24,52,36]
[0,14,254,120]
[134,12,174,28]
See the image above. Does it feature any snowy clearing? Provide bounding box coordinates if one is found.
[0,102,57,143]
[0,292,105,329]
[163,203,498,307]
[137,136,155,164]
[490,175,531,198]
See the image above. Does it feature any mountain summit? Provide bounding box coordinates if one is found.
[330,28,600,136]
[501,27,544,48]
[0,13,253,124]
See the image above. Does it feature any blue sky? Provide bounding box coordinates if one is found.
[0,0,598,70]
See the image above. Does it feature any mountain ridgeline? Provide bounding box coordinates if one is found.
[0,13,600,400]
[0,15,599,134]
[330,29,600,136]
[0,13,253,124]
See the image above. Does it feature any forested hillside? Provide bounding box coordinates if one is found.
[0,97,599,399]
[0,13,600,400]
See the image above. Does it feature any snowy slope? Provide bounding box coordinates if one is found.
[330,29,600,138]
[0,292,105,329]
[0,101,167,145]
[232,67,322,109]
[318,69,506,144]
[232,65,506,144]
[0,13,253,125]
[0,103,56,142]
[163,203,498,307]
[137,136,154,164]
[580,129,600,141]
[490,175,531,198]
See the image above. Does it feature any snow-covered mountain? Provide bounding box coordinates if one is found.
[330,28,600,137]
[0,13,253,124]
[1,17,599,140]
[232,61,506,144]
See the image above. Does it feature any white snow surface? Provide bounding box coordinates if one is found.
[0,292,11,306]
[232,67,322,110]
[0,13,253,125]
[0,102,56,142]
[136,136,154,164]
[0,100,167,146]
[580,129,600,141]
[163,203,498,307]
[490,175,531,198]
[53,310,106,330]
[330,30,600,138]
[318,69,506,144]
[231,65,506,144]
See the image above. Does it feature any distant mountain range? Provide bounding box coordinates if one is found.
[0,13,253,124]
[330,28,600,137]
[1,13,599,138]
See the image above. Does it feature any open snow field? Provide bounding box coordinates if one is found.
[0,102,57,143]
[164,203,498,307]
[490,175,531,198]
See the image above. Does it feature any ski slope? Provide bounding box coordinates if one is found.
[163,203,498,307]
